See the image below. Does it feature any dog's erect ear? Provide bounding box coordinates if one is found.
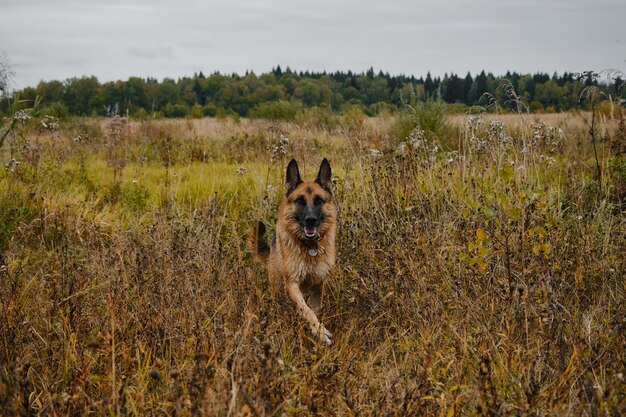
[315,158,332,193]
[285,159,302,195]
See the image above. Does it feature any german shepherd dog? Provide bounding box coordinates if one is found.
[249,158,336,345]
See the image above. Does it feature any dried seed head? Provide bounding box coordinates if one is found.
[149,369,161,381]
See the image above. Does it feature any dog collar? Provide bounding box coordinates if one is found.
[308,243,325,257]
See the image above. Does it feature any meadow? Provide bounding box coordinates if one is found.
[0,105,625,416]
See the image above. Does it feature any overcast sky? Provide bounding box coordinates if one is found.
[1,0,624,90]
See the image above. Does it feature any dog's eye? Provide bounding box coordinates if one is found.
[313,196,325,206]
[294,196,306,206]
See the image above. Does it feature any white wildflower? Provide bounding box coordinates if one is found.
[14,109,31,123]
[368,148,383,158]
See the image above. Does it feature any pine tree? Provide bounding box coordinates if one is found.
[463,72,473,105]
[443,73,461,103]
[475,71,489,102]
[425,72,434,97]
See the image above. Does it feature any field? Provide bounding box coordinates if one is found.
[1,108,625,416]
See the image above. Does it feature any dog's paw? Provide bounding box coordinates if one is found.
[312,323,332,345]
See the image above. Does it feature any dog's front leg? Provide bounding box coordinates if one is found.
[309,283,323,315]
[285,280,332,345]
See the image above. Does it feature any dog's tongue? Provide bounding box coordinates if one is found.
[305,226,317,236]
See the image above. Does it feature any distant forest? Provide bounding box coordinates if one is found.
[4,67,625,118]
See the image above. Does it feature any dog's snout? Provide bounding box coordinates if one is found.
[305,216,317,226]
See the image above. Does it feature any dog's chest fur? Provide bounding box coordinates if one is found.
[275,233,335,286]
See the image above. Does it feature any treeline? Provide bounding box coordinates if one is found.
[4,67,624,118]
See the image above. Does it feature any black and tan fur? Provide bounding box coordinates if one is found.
[249,158,337,345]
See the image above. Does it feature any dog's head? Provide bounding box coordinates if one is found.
[282,158,336,242]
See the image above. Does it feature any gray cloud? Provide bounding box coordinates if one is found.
[0,0,624,89]
[127,45,174,60]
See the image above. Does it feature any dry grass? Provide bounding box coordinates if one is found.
[0,111,625,416]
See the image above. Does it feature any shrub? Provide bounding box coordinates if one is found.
[203,103,217,117]
[132,108,149,120]
[163,103,189,118]
[366,102,398,117]
[38,101,69,119]
[390,99,451,141]
[191,104,204,119]
[123,182,150,212]
[248,100,303,121]
[340,104,366,129]
[529,100,544,113]
[296,106,340,130]
[447,102,469,114]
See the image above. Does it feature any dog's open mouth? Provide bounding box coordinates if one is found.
[304,226,317,239]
